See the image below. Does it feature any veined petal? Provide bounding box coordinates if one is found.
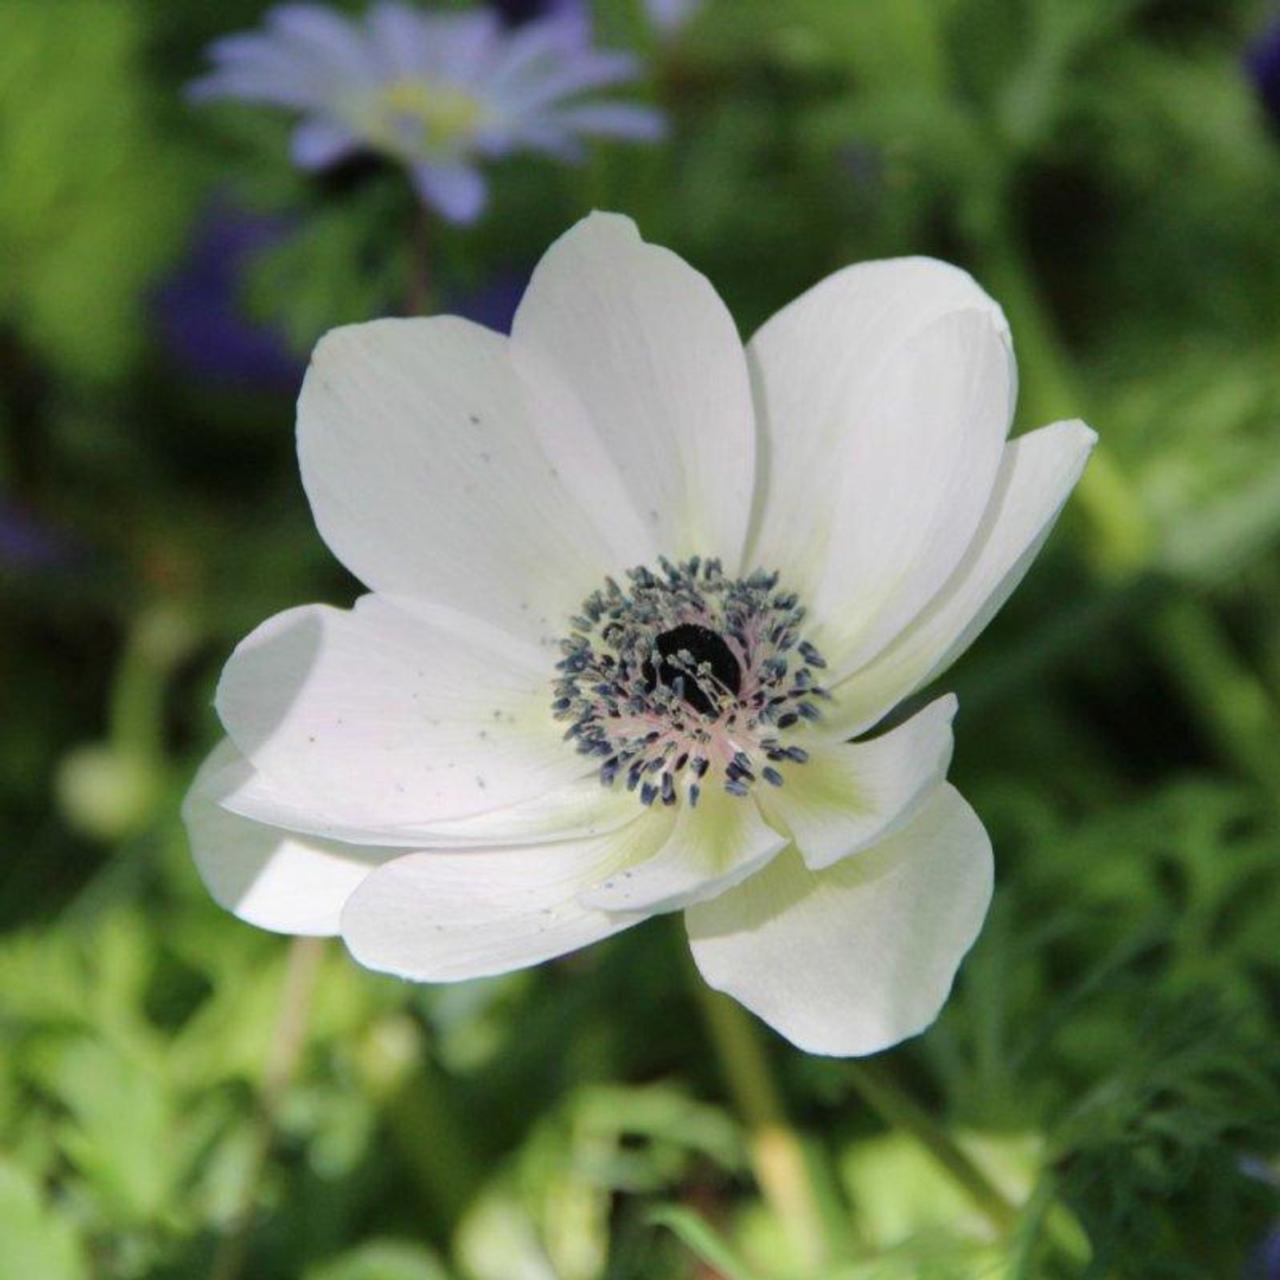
[577,785,787,914]
[823,419,1097,738]
[298,314,654,640]
[686,785,992,1057]
[214,740,639,849]
[215,595,589,831]
[183,740,388,935]
[512,212,757,570]
[341,808,675,980]
[746,258,1010,636]
[761,695,956,872]
[754,306,1014,675]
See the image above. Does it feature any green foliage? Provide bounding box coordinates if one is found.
[306,1239,451,1280]
[243,183,414,358]
[1053,995,1280,1275]
[4,0,1280,1277]
[0,1160,89,1280]
[0,0,195,381]
[650,1206,762,1280]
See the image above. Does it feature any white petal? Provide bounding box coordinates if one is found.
[752,303,1014,673]
[685,784,992,1057]
[746,259,1009,578]
[218,749,638,849]
[183,740,388,935]
[747,259,1013,645]
[340,809,675,980]
[215,595,589,832]
[762,695,956,871]
[298,313,655,642]
[577,785,788,914]
[512,212,757,569]
[823,419,1097,738]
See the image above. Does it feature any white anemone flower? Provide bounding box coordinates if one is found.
[183,213,1095,1057]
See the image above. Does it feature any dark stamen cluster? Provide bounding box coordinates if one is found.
[552,557,829,806]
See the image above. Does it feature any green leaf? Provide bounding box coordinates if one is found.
[454,1187,558,1280]
[305,1239,451,1280]
[648,1205,763,1280]
[244,183,411,357]
[0,1160,88,1280]
[0,0,194,380]
[48,1038,182,1225]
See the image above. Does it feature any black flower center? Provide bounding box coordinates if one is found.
[552,557,828,807]
[651,623,741,716]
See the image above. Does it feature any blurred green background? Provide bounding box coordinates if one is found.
[4,0,1280,1276]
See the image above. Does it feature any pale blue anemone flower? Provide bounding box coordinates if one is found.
[188,2,664,223]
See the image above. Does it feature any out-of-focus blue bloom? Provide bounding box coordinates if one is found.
[1246,17,1280,130]
[491,0,589,43]
[1242,1157,1280,1279]
[154,202,302,391]
[188,2,664,224]
[1247,1226,1280,1279]
[448,267,529,333]
[644,0,703,34]
[0,500,79,574]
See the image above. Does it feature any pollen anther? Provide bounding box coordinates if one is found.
[552,557,828,805]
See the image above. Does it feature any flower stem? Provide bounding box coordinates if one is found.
[1146,594,1280,794]
[381,1048,483,1231]
[109,601,200,764]
[210,936,327,1280]
[844,1059,1019,1235]
[686,964,828,1268]
[406,202,433,315]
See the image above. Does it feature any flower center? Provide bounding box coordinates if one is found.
[650,623,741,716]
[365,79,488,155]
[552,557,828,808]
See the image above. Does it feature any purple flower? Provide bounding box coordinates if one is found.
[1242,1157,1280,1279]
[188,2,664,224]
[1247,17,1280,130]
[1248,1226,1280,1280]
[154,202,302,390]
[0,500,79,573]
[491,0,589,41]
